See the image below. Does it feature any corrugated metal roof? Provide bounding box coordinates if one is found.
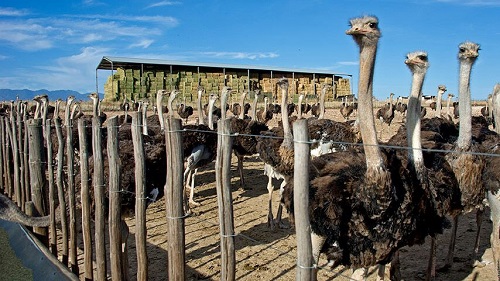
[96,56,352,77]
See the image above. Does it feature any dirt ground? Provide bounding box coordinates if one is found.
[74,104,497,281]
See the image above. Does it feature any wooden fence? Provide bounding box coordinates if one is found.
[0,103,317,280]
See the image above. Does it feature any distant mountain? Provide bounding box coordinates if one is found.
[0,89,88,101]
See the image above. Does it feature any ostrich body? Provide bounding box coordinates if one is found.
[281,16,448,280]
[340,96,355,121]
[443,41,486,270]
[177,97,194,124]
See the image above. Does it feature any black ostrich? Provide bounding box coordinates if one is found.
[171,90,219,212]
[340,96,355,121]
[281,16,450,280]
[177,96,194,124]
[376,92,395,138]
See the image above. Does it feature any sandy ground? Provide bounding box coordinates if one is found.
[68,104,497,280]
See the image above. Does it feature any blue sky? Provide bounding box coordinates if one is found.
[0,0,498,101]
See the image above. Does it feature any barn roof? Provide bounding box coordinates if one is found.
[96,56,352,77]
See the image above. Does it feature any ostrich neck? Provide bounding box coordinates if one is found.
[251,94,258,121]
[197,91,205,125]
[221,92,229,120]
[65,100,73,125]
[208,99,216,130]
[92,98,99,117]
[318,87,327,119]
[239,93,246,119]
[34,102,40,119]
[407,72,425,166]
[447,96,452,115]
[142,105,148,135]
[457,61,473,149]
[436,91,444,116]
[298,95,303,119]
[281,87,293,148]
[167,94,175,117]
[156,94,165,130]
[357,44,383,168]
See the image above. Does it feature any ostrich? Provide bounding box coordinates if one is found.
[256,78,294,228]
[376,92,395,138]
[218,87,269,189]
[453,101,459,119]
[436,85,447,117]
[180,92,219,210]
[441,41,487,271]
[395,96,408,116]
[257,97,273,124]
[177,96,194,124]
[340,96,355,121]
[196,86,206,125]
[88,93,107,124]
[446,93,455,119]
[281,16,450,280]
[310,83,330,119]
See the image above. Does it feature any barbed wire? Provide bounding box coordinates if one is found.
[1,116,499,158]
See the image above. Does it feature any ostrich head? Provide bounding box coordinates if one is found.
[64,95,75,125]
[167,90,179,118]
[438,85,447,93]
[346,15,381,47]
[404,51,429,76]
[220,86,232,120]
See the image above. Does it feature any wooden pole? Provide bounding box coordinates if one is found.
[54,117,69,265]
[10,114,21,205]
[3,118,12,197]
[45,119,58,254]
[78,118,93,281]
[16,108,26,209]
[27,118,48,245]
[131,112,148,281]
[65,115,78,274]
[293,119,314,281]
[165,117,185,281]
[215,118,236,281]
[0,117,4,194]
[23,107,30,203]
[107,116,123,281]
[92,115,107,280]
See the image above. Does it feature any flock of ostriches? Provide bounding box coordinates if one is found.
[0,15,499,281]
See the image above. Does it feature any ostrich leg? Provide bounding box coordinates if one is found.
[443,215,459,270]
[472,209,485,267]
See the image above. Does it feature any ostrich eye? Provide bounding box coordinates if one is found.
[418,55,427,61]
[369,22,378,28]
[459,47,466,53]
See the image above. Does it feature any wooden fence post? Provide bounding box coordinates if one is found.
[107,116,123,281]
[0,117,4,194]
[16,107,26,209]
[215,118,236,281]
[27,118,48,245]
[92,115,107,280]
[55,117,69,265]
[66,116,78,274]
[78,118,93,281]
[293,119,314,281]
[23,106,30,203]
[131,112,148,281]
[10,109,21,207]
[165,117,185,281]
[45,119,57,254]
[4,117,13,197]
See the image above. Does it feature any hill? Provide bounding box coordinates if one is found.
[0,89,88,101]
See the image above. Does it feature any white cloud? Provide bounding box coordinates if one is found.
[24,47,110,93]
[0,7,29,16]
[0,13,178,51]
[129,39,154,49]
[146,1,182,9]
[434,0,500,5]
[198,51,279,60]
[337,61,358,66]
